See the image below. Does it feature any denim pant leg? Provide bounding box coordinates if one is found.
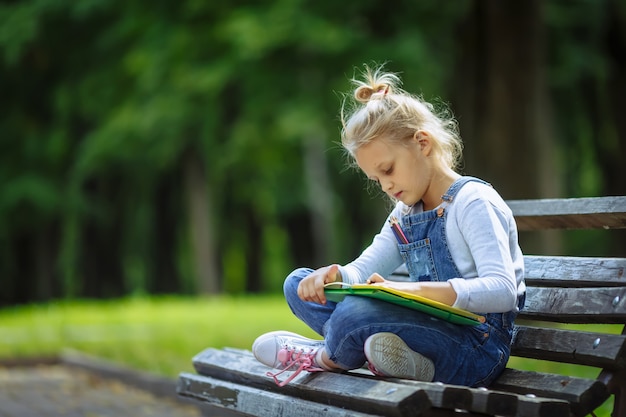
[283,268,338,337]
[325,296,512,386]
[284,268,512,386]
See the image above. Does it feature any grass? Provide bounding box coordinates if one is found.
[0,295,318,377]
[0,295,614,415]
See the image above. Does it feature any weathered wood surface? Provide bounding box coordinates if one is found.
[179,347,572,417]
[191,348,431,417]
[523,255,626,287]
[178,373,379,417]
[392,256,626,287]
[397,379,571,417]
[511,325,626,369]
[491,368,609,417]
[520,286,626,323]
[506,196,626,230]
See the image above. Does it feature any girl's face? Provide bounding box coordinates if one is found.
[354,133,433,207]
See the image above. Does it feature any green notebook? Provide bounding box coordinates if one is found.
[324,283,485,326]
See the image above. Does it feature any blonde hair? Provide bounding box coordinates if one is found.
[340,65,463,171]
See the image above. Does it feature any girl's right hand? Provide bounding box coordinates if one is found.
[297,264,341,305]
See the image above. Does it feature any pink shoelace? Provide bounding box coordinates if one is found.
[267,346,324,387]
[367,361,385,377]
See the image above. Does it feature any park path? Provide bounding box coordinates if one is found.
[0,364,204,417]
[0,351,243,416]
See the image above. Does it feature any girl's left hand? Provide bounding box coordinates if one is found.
[366,273,416,292]
[366,273,386,285]
[365,273,457,306]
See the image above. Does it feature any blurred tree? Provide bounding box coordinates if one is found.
[452,0,561,254]
[454,0,559,200]
[0,0,623,305]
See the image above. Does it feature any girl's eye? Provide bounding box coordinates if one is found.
[384,166,393,175]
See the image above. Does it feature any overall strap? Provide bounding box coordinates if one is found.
[441,176,490,203]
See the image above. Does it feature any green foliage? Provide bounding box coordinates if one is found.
[0,0,462,300]
[0,0,623,302]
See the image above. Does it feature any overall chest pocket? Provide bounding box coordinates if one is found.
[398,238,440,282]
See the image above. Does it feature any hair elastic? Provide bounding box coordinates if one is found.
[371,85,389,101]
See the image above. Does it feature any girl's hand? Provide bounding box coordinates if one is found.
[366,273,413,292]
[366,273,458,306]
[366,273,386,285]
[298,264,341,305]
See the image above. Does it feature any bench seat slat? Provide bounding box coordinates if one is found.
[506,196,626,231]
[511,325,626,369]
[490,368,609,417]
[524,255,626,287]
[177,373,379,417]
[192,348,432,417]
[189,348,571,417]
[396,379,570,417]
[520,286,626,323]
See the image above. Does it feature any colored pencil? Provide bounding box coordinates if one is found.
[389,216,409,244]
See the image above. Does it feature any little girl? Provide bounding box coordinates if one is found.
[253,65,526,387]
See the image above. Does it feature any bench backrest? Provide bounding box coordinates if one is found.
[507,197,626,371]
[387,196,626,415]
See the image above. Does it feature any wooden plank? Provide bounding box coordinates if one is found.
[391,256,626,287]
[178,373,380,417]
[486,391,571,417]
[506,196,626,230]
[398,380,570,417]
[192,348,570,417]
[192,348,431,417]
[180,371,567,417]
[519,286,626,323]
[491,368,609,417]
[510,325,626,369]
[523,255,626,287]
[390,380,503,414]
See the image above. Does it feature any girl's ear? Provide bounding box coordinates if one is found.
[413,131,432,155]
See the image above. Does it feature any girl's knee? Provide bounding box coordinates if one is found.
[283,267,313,297]
[331,297,380,329]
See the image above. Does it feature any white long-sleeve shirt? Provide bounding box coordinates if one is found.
[337,181,526,313]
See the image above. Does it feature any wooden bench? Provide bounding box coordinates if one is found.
[177,196,626,417]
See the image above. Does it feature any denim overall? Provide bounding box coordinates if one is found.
[284,177,522,387]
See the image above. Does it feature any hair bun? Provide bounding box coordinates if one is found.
[354,84,390,104]
[354,86,374,103]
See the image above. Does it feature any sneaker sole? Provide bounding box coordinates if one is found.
[364,332,435,381]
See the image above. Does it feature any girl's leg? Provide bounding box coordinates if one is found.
[283,267,337,337]
[324,296,511,387]
[253,268,344,386]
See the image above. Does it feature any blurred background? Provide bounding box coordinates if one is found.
[1,0,625,306]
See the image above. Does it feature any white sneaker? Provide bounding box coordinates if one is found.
[252,331,326,386]
[364,332,435,381]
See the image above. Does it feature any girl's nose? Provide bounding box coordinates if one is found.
[381,179,393,192]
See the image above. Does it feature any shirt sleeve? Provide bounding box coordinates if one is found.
[338,203,406,285]
[447,196,520,313]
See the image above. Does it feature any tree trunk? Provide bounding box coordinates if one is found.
[453,0,561,254]
[152,172,181,293]
[34,224,56,300]
[303,133,336,267]
[602,0,626,257]
[183,149,219,294]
